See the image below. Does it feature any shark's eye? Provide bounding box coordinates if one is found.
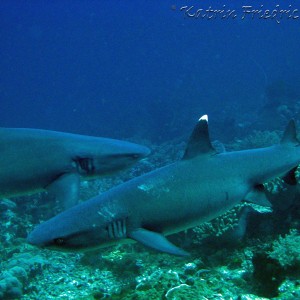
[54,237,65,246]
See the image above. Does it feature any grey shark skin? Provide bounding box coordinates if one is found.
[0,128,150,208]
[27,116,300,256]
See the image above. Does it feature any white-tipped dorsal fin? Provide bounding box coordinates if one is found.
[182,114,216,160]
[281,119,300,145]
[200,114,208,122]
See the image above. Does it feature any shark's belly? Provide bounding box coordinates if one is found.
[0,152,74,198]
[133,175,249,236]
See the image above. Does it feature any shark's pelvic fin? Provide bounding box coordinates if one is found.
[129,228,189,256]
[183,114,216,160]
[281,119,300,145]
[244,185,272,207]
[46,172,80,209]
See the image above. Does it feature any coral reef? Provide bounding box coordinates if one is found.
[0,250,48,299]
[230,130,281,151]
[192,203,272,245]
[269,229,300,269]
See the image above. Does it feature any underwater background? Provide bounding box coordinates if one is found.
[1,0,300,299]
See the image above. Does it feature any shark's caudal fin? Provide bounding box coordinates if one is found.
[280,119,300,146]
[183,115,217,160]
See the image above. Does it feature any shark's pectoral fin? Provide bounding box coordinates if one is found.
[129,228,189,256]
[46,172,80,209]
[244,185,272,207]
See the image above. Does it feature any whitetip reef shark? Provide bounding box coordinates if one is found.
[28,115,300,256]
[0,128,150,208]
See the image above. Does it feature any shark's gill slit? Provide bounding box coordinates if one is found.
[107,219,127,239]
[76,157,95,174]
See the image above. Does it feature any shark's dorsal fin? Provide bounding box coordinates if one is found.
[183,115,216,160]
[280,120,300,145]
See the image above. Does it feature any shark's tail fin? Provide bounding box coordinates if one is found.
[280,119,300,146]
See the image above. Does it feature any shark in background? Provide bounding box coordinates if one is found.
[0,128,150,208]
[28,115,300,256]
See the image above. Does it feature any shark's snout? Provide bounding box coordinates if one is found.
[27,225,48,247]
[27,200,112,252]
[129,145,151,159]
[143,146,151,156]
[27,214,67,248]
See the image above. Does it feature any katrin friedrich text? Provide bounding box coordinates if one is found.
[177,4,299,23]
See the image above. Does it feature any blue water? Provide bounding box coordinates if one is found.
[0,1,300,142]
[1,2,300,299]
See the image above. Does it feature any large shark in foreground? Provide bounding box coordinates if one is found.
[28,116,300,256]
[0,128,150,208]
